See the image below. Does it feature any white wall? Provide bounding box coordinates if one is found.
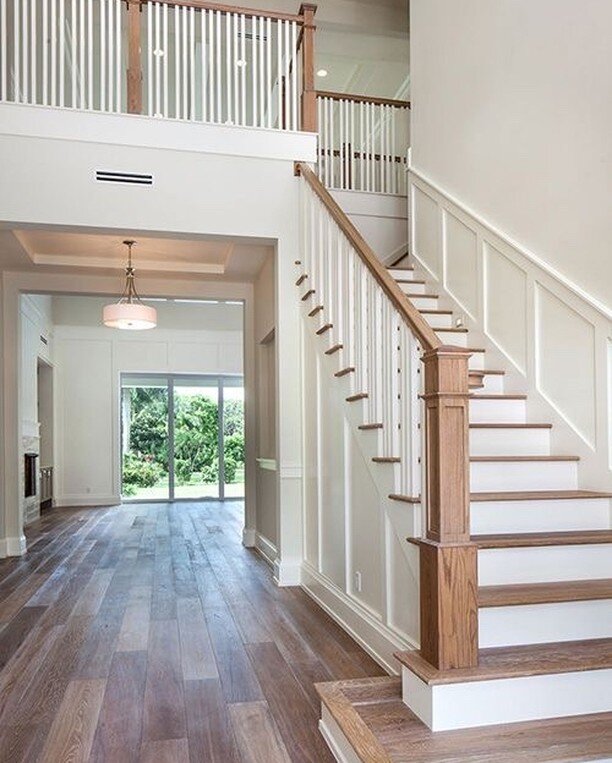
[410,0,612,311]
[52,297,243,506]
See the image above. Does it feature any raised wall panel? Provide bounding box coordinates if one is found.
[443,210,478,319]
[168,342,220,373]
[303,331,319,567]
[318,355,346,588]
[386,506,420,644]
[536,284,596,447]
[485,244,528,373]
[348,427,383,616]
[413,186,441,278]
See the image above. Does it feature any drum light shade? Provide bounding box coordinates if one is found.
[103,302,157,330]
[103,240,157,330]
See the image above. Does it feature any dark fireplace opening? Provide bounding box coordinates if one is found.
[24,453,38,498]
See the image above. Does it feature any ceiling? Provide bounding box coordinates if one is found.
[1,229,273,282]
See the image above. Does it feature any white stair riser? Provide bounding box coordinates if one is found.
[388,268,413,278]
[479,599,612,647]
[406,296,439,310]
[402,664,612,731]
[469,427,550,456]
[478,374,505,394]
[397,281,427,295]
[479,544,612,585]
[470,460,578,491]
[469,398,526,423]
[421,312,454,329]
[434,329,469,346]
[471,498,612,535]
[468,352,485,371]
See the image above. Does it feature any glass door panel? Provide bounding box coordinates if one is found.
[173,378,220,499]
[223,382,245,499]
[121,377,170,501]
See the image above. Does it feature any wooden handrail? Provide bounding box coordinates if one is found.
[125,0,304,23]
[296,162,440,351]
[316,90,411,109]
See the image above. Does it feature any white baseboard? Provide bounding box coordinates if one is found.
[301,561,414,674]
[273,557,302,587]
[242,526,256,547]
[254,532,278,566]
[55,495,121,507]
[0,535,27,557]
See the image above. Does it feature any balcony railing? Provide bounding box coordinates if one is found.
[316,91,410,195]
[0,0,317,130]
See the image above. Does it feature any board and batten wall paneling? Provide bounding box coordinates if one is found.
[484,243,528,374]
[443,209,479,320]
[535,284,597,449]
[300,323,418,671]
[408,168,612,488]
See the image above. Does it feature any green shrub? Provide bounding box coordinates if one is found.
[123,452,163,488]
[175,458,192,486]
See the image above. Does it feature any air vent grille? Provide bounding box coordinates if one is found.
[95,170,153,186]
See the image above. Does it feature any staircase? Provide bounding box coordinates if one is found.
[295,164,612,759]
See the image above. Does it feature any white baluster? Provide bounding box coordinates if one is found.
[290,20,297,129]
[266,17,272,128]
[240,14,246,125]
[163,2,168,116]
[215,10,221,122]
[147,2,153,114]
[87,0,92,108]
[154,2,161,115]
[78,0,85,108]
[31,0,37,103]
[189,7,195,119]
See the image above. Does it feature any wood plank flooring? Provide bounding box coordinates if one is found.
[0,501,386,762]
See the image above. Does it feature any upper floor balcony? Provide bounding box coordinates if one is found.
[0,0,410,194]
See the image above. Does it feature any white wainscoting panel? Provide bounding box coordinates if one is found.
[408,167,612,487]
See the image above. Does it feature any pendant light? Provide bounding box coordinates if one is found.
[103,240,157,330]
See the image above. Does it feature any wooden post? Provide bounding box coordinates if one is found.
[126,0,143,114]
[299,4,317,132]
[419,346,478,670]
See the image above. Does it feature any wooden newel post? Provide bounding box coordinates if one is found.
[127,0,143,114]
[419,346,478,670]
[299,4,317,132]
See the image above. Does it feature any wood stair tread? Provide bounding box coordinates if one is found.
[394,278,426,284]
[418,308,452,315]
[435,326,469,333]
[473,530,612,548]
[403,292,439,299]
[478,578,612,607]
[316,676,612,761]
[469,422,551,429]
[470,393,527,399]
[395,638,612,686]
[471,489,612,502]
[470,455,579,462]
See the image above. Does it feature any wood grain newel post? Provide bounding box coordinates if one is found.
[299,4,317,132]
[419,346,478,670]
[127,0,143,114]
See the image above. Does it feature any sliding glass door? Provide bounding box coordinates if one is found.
[120,374,244,501]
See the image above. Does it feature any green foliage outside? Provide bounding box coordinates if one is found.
[122,386,245,495]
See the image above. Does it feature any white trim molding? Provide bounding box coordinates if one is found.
[254,532,278,567]
[55,495,121,508]
[1,535,27,557]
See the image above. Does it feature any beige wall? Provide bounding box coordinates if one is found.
[410,0,612,309]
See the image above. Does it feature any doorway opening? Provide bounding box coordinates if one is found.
[120,373,245,502]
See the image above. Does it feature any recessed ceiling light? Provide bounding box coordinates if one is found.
[317,68,328,78]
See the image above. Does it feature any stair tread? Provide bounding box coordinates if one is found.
[470,422,551,429]
[419,308,452,315]
[479,578,612,607]
[404,292,439,299]
[394,278,426,284]
[474,529,612,548]
[470,455,579,462]
[470,393,527,399]
[316,676,612,761]
[395,637,612,686]
[471,489,612,502]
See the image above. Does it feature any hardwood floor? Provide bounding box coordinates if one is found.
[0,501,386,762]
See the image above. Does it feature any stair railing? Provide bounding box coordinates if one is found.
[297,161,478,670]
[316,91,410,194]
[0,0,316,132]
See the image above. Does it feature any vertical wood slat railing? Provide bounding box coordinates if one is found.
[316,91,410,194]
[0,0,317,132]
[296,162,478,671]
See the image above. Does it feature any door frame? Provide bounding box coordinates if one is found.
[120,371,245,503]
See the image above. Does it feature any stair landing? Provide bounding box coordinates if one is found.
[317,676,612,762]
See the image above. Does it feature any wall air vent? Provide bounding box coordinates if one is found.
[95,170,153,186]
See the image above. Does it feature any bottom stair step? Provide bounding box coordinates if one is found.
[317,675,612,761]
